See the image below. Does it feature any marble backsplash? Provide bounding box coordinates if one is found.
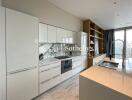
[39,43,81,59]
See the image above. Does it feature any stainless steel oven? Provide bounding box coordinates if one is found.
[54,56,72,74]
[61,59,72,74]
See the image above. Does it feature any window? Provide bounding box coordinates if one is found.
[114,29,132,69]
[114,30,124,59]
[126,29,132,58]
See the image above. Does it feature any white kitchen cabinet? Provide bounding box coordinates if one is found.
[72,56,83,69]
[39,62,61,94]
[62,29,67,43]
[40,62,61,83]
[40,74,61,94]
[66,31,76,44]
[47,25,57,43]
[82,56,87,70]
[57,28,66,43]
[72,56,83,76]
[72,31,76,44]
[6,8,39,100]
[57,28,76,44]
[6,8,39,73]
[67,30,73,44]
[7,68,38,100]
[39,23,48,43]
[0,6,6,100]
[72,66,82,76]
[76,32,88,55]
[61,70,73,81]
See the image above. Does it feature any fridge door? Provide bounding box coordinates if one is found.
[81,32,88,56]
[6,8,39,73]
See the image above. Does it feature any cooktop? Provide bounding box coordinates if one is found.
[54,56,70,59]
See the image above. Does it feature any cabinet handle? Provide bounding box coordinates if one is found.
[8,66,37,75]
[52,66,60,69]
[40,66,60,73]
[40,74,60,84]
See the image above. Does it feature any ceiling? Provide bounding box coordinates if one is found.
[47,0,132,30]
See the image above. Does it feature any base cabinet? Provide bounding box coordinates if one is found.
[39,62,61,94]
[39,59,83,94]
[61,70,73,81]
[82,56,87,70]
[7,68,38,100]
[72,67,82,76]
[40,75,61,94]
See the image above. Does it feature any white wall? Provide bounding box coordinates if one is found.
[2,0,82,32]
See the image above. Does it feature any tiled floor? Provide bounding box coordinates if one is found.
[35,75,79,100]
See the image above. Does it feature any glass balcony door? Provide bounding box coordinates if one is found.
[126,29,132,69]
[114,30,125,59]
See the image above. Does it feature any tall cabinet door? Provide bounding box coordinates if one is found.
[47,25,57,43]
[0,6,6,100]
[6,8,39,100]
[7,68,38,100]
[6,8,38,73]
[39,23,48,43]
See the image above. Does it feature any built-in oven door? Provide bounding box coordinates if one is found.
[61,59,72,74]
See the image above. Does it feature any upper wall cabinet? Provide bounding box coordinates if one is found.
[67,30,73,44]
[66,30,76,44]
[39,23,76,44]
[72,31,76,44]
[57,28,66,43]
[47,25,57,43]
[57,28,76,44]
[39,23,48,43]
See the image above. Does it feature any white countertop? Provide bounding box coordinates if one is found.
[39,58,60,66]
[39,55,83,67]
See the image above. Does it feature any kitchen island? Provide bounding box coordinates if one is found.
[79,66,132,100]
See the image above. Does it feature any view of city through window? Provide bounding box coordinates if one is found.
[115,29,132,68]
[114,30,124,59]
[126,29,132,58]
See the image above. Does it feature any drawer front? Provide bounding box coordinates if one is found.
[72,57,82,62]
[39,75,61,94]
[40,66,61,83]
[73,61,82,68]
[72,66,82,76]
[40,62,60,72]
[60,70,72,82]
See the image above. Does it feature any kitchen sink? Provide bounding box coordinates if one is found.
[97,61,119,70]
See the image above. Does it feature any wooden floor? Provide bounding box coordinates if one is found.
[35,75,79,100]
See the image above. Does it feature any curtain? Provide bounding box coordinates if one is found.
[104,29,115,58]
